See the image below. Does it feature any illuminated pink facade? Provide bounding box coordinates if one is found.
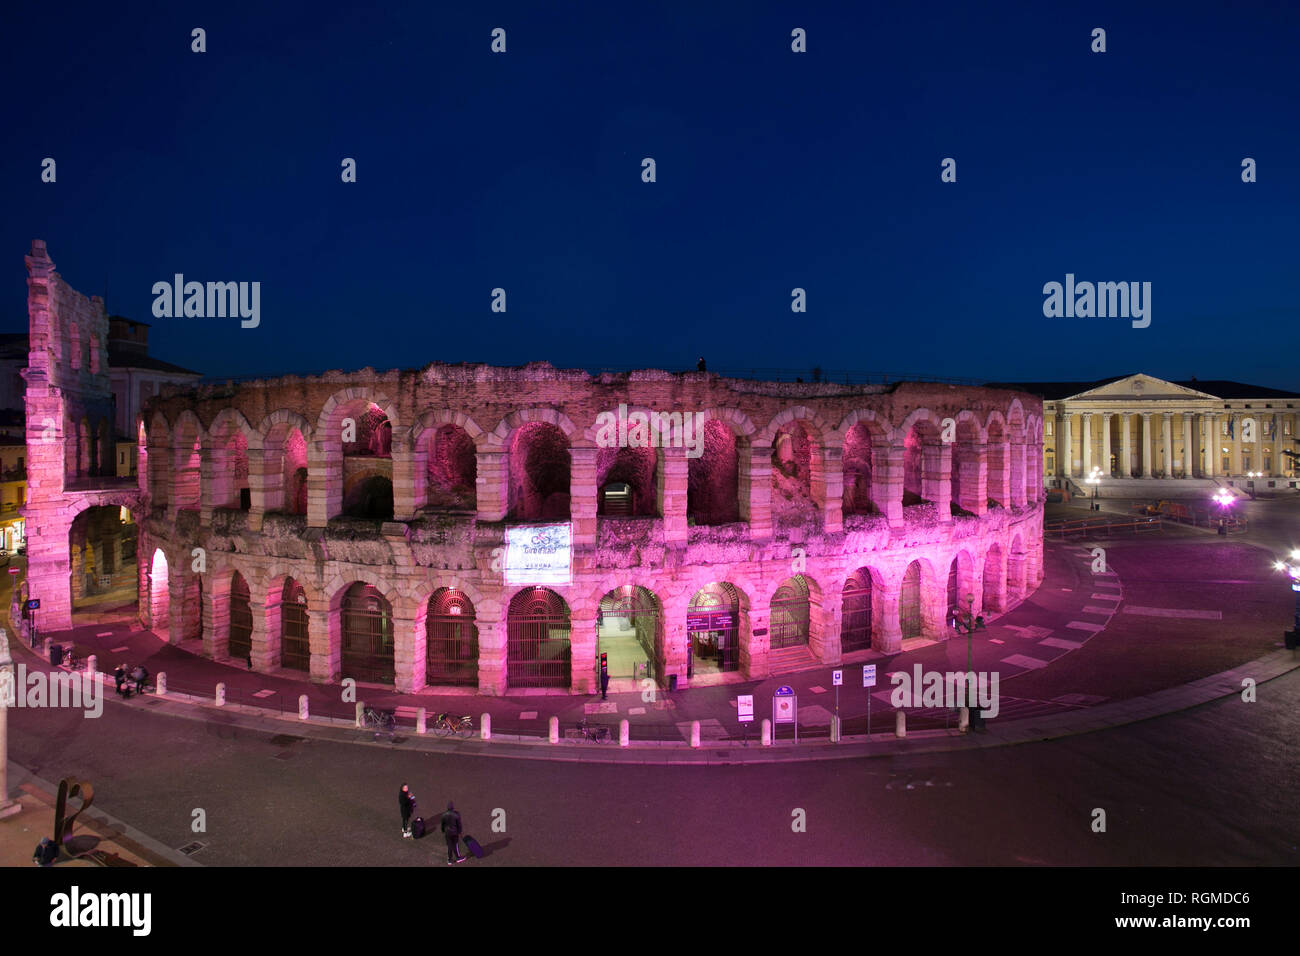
[23,242,1045,694]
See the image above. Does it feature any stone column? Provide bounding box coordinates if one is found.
[1273,413,1283,476]
[305,441,334,528]
[569,446,598,547]
[477,616,506,696]
[248,591,271,671]
[1120,413,1132,477]
[202,576,228,660]
[1251,416,1264,474]
[390,430,418,522]
[1101,413,1112,475]
[246,445,269,532]
[475,450,508,522]
[391,610,418,693]
[873,584,903,655]
[1080,413,1092,476]
[1182,414,1194,478]
[1203,414,1216,477]
[1170,411,1180,478]
[307,606,334,683]
[1061,413,1073,478]
[921,440,952,521]
[661,448,688,545]
[743,443,773,540]
[814,445,844,534]
[569,604,598,695]
[1009,440,1026,508]
[1141,413,1153,478]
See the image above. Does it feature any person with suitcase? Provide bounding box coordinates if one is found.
[399,784,417,838]
[440,801,466,864]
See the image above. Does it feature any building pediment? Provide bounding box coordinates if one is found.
[1065,373,1218,404]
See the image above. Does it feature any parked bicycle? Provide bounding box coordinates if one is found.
[433,712,474,738]
[576,716,611,743]
[362,706,397,739]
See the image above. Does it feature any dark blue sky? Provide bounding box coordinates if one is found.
[4,1,1297,387]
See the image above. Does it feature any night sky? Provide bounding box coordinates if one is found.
[3,1,1297,388]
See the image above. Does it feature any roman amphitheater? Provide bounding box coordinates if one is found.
[22,242,1045,695]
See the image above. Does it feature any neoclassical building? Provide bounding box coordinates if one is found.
[991,373,1300,489]
[22,242,1046,695]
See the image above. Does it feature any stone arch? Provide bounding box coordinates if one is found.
[266,574,312,672]
[171,410,204,511]
[504,420,571,521]
[983,541,1007,613]
[261,412,312,516]
[207,408,256,512]
[148,547,170,632]
[487,407,580,447]
[688,418,741,525]
[687,581,748,676]
[333,579,399,685]
[839,411,892,519]
[950,412,984,516]
[1008,532,1028,602]
[505,586,572,688]
[315,387,400,438]
[946,548,979,624]
[768,573,824,653]
[985,415,1010,508]
[755,406,835,447]
[841,565,884,653]
[423,586,480,687]
[596,584,663,682]
[898,409,945,507]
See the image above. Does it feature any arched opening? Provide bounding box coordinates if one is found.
[947,551,976,629]
[596,444,657,517]
[842,423,878,516]
[424,424,477,511]
[987,421,1009,508]
[340,582,395,685]
[210,424,251,511]
[343,474,394,520]
[903,425,928,505]
[688,419,740,525]
[950,420,980,516]
[336,400,392,521]
[770,575,814,649]
[598,585,659,681]
[279,578,310,671]
[149,548,169,631]
[687,582,742,676]
[426,588,479,687]
[229,572,252,662]
[508,422,571,521]
[97,419,112,477]
[148,420,170,511]
[69,505,137,618]
[506,587,571,688]
[841,568,875,652]
[771,422,818,531]
[899,560,923,639]
[264,423,308,516]
[983,543,1005,613]
[1008,534,1028,602]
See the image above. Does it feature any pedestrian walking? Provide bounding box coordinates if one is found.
[399,784,417,838]
[600,669,610,700]
[113,664,126,696]
[32,837,59,866]
[440,801,466,864]
[131,664,148,695]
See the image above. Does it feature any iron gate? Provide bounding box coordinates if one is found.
[900,562,922,639]
[229,574,252,661]
[599,587,658,679]
[507,588,571,688]
[769,576,811,649]
[281,579,310,671]
[687,583,740,673]
[341,584,395,685]
[841,569,873,652]
[426,588,479,686]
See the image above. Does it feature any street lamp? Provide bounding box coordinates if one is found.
[1272,551,1300,650]
[1211,489,1234,535]
[1085,466,1103,511]
[1245,470,1261,499]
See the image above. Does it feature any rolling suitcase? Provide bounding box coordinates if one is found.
[411,816,425,839]
[463,834,483,859]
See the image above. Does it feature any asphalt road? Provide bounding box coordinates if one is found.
[8,667,1298,866]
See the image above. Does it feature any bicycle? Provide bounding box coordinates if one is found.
[433,712,474,738]
[576,716,611,744]
[362,706,397,739]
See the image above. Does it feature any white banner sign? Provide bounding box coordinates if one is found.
[504,523,572,585]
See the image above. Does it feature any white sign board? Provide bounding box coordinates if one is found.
[737,694,754,722]
[863,664,876,688]
[504,523,572,585]
[832,669,843,686]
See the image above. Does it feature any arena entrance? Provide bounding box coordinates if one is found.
[687,583,741,676]
[279,578,310,672]
[841,568,874,652]
[426,588,479,687]
[506,587,572,688]
[229,572,253,663]
[69,505,137,620]
[340,583,395,685]
[597,586,658,682]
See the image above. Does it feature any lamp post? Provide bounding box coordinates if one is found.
[1245,470,1261,499]
[1212,489,1234,535]
[1272,552,1300,650]
[1085,466,1103,511]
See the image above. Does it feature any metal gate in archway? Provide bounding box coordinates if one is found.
[687,583,741,673]
[841,569,873,652]
[280,579,310,672]
[229,574,252,661]
[769,576,811,649]
[507,588,571,688]
[341,584,395,685]
[900,562,922,639]
[427,588,479,686]
[599,587,658,680]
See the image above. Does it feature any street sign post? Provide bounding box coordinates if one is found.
[831,669,843,733]
[863,664,877,736]
[772,685,797,744]
[737,694,754,747]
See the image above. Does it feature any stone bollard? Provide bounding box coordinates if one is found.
[215,682,226,707]
[761,718,772,746]
[298,695,309,720]
[958,707,969,734]
[86,654,97,676]
[354,701,364,728]
[42,637,51,659]
[416,707,427,735]
[481,713,491,740]
[619,719,629,748]
[690,720,701,748]
[895,709,906,738]
[155,672,166,696]
[548,716,559,743]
